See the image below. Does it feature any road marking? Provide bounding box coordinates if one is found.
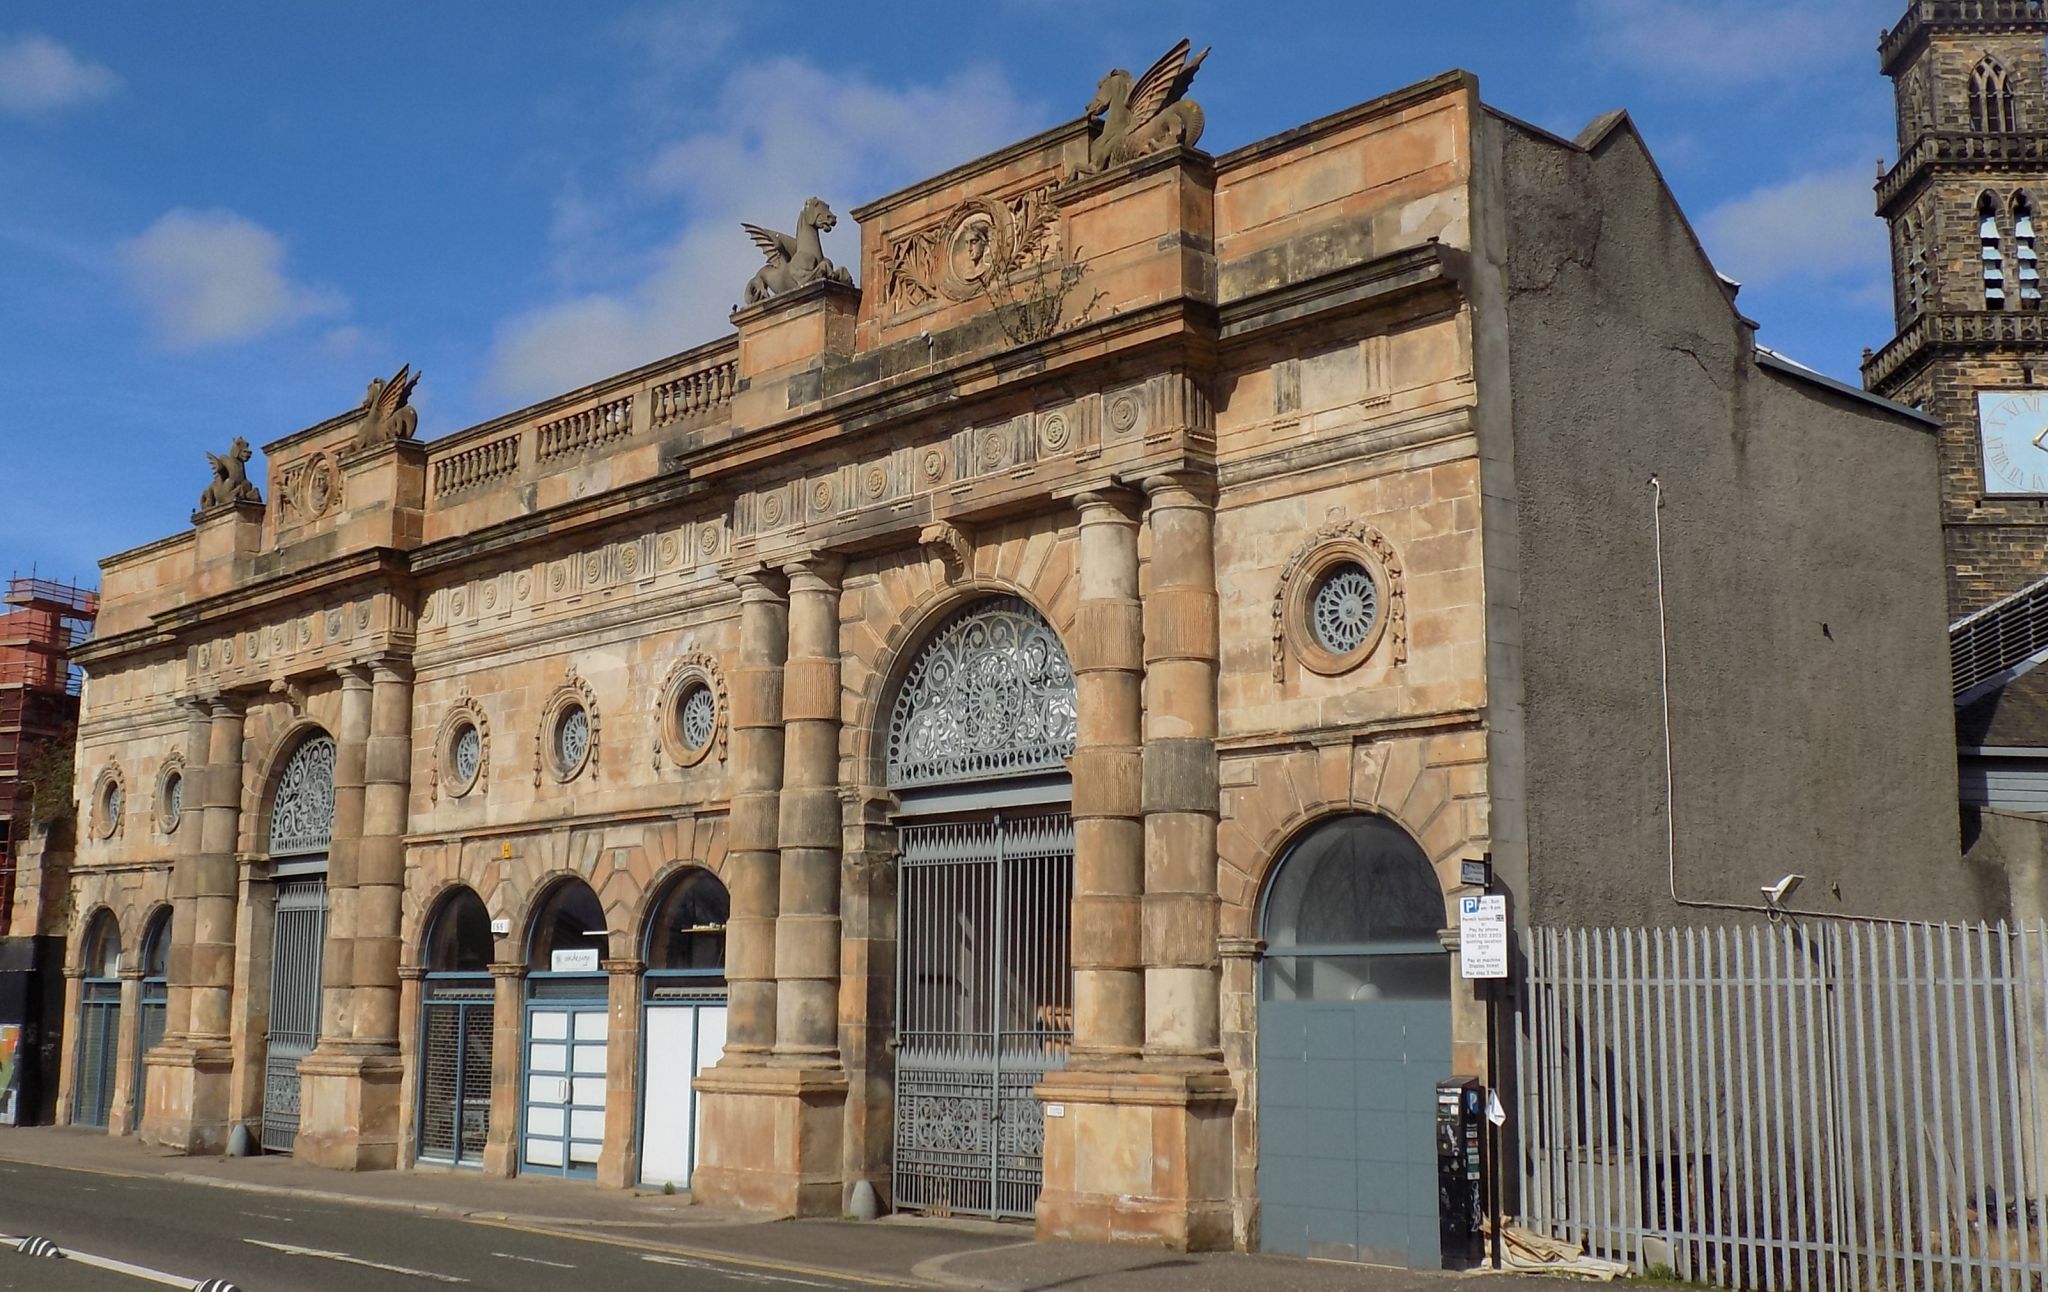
[245,1237,469,1283]
[493,1250,577,1268]
[239,1210,294,1222]
[643,1252,834,1286]
[0,1233,226,1289]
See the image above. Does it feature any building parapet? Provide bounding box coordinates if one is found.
[1864,308,2048,390]
[1881,1,2048,76]
[1877,130,2048,214]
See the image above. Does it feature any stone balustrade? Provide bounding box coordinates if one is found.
[652,358,738,427]
[536,394,635,464]
[430,433,522,498]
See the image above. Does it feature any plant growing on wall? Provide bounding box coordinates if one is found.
[22,725,75,833]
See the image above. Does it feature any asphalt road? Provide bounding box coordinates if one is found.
[0,1159,875,1292]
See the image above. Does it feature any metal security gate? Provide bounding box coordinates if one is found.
[894,811,1073,1219]
[134,974,166,1126]
[73,979,120,1129]
[418,975,493,1166]
[261,878,327,1153]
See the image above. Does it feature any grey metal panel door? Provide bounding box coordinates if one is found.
[262,878,327,1153]
[1259,993,1451,1267]
[894,812,1073,1220]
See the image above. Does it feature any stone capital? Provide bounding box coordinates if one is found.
[601,957,645,976]
[1070,485,1142,522]
[781,552,846,591]
[397,965,427,982]
[488,961,529,980]
[367,656,415,686]
[1138,469,1217,510]
[335,662,375,690]
[729,564,790,601]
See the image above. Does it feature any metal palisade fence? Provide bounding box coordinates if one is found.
[1518,921,2048,1292]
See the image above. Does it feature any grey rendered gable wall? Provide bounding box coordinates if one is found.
[1490,113,1980,925]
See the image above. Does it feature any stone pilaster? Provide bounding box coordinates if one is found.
[597,957,644,1188]
[395,965,424,1167]
[140,696,242,1154]
[775,554,845,1062]
[719,568,788,1061]
[482,962,526,1178]
[109,967,144,1136]
[298,659,409,1169]
[55,966,81,1127]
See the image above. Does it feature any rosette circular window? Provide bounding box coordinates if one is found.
[656,652,727,771]
[551,703,591,781]
[1273,520,1406,680]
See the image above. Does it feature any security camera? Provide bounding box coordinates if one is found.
[1760,873,1805,908]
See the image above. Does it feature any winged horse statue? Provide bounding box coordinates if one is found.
[742,197,854,305]
[352,364,421,451]
[1078,39,1210,178]
[199,436,261,511]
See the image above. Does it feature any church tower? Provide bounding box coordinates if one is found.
[1867,1,2048,617]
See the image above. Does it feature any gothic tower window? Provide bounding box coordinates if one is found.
[1971,56,2016,132]
[1982,192,2009,309]
[2015,193,2040,307]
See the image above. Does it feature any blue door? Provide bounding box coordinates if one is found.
[1255,814,1453,1268]
[522,985,608,1177]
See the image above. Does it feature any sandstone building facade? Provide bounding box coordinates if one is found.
[59,58,1970,1265]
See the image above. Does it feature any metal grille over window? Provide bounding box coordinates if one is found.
[678,684,715,753]
[1309,562,1379,656]
[555,706,589,774]
[268,735,337,856]
[262,878,327,1153]
[1982,195,2008,310]
[893,812,1074,1220]
[886,597,1078,788]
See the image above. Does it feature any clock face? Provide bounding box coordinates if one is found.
[1979,390,2048,495]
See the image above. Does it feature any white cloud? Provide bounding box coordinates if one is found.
[485,58,1039,402]
[0,34,117,116]
[1577,0,1868,89]
[1698,164,1887,287]
[119,209,344,350]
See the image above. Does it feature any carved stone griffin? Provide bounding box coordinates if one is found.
[352,364,421,451]
[1076,39,1210,178]
[199,436,262,511]
[743,197,854,305]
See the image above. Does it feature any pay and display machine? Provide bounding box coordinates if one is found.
[1436,1075,1486,1267]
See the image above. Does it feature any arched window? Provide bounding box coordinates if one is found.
[74,911,122,1129]
[426,888,494,974]
[884,596,1077,789]
[267,734,337,857]
[80,910,120,979]
[644,868,729,987]
[1983,193,2009,309]
[419,887,494,1167]
[526,880,607,974]
[139,909,170,982]
[1972,56,2016,132]
[2016,193,2040,308]
[1260,814,1446,1002]
[135,909,171,1115]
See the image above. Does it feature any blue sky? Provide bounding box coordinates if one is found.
[1,1,1904,584]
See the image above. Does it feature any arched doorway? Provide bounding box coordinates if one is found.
[263,732,335,1153]
[133,908,170,1131]
[887,595,1077,1220]
[638,867,728,1188]
[73,911,121,1130]
[1256,814,1451,1268]
[417,888,493,1169]
[521,879,608,1178]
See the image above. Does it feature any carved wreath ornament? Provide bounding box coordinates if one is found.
[535,665,600,786]
[433,690,490,800]
[653,650,728,772]
[1271,519,1407,682]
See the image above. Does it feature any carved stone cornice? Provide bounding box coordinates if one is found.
[1865,308,2048,394]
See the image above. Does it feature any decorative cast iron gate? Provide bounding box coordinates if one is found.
[894,812,1073,1219]
[262,878,327,1153]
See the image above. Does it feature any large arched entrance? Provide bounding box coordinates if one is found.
[1256,813,1451,1268]
[887,595,1077,1220]
[638,867,728,1188]
[263,732,335,1153]
[417,887,494,1168]
[73,911,121,1130]
[521,879,608,1178]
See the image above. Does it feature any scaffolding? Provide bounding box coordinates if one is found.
[0,576,96,930]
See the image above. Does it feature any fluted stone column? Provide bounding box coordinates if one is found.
[721,569,788,1060]
[775,555,844,1063]
[1067,489,1145,1062]
[142,696,242,1152]
[1140,473,1223,1062]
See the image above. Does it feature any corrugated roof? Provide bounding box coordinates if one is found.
[1953,572,2048,704]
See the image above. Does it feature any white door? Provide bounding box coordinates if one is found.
[639,1003,726,1187]
[523,1004,608,1176]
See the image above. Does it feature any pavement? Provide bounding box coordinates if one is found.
[0,1125,1583,1291]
